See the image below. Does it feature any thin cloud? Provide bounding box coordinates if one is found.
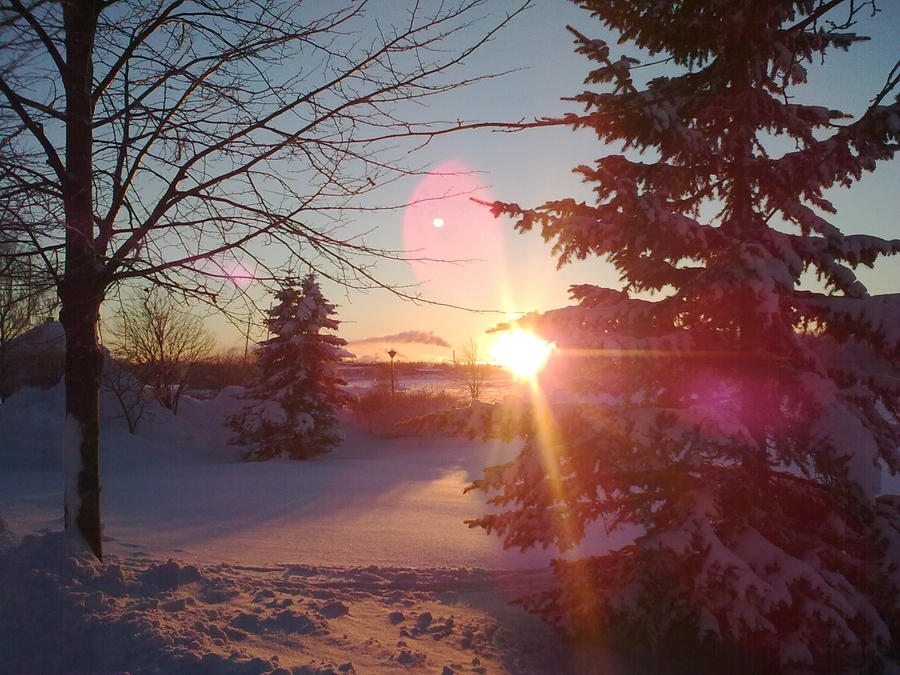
[350,331,451,348]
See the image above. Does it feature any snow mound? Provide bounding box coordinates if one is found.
[2,321,65,396]
[0,383,247,471]
[0,532,589,675]
[6,319,65,354]
[0,383,67,470]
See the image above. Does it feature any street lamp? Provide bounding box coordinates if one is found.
[387,349,397,397]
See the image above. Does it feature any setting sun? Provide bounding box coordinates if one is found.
[492,330,554,378]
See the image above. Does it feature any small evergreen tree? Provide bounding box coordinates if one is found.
[463,1,899,671]
[231,275,351,460]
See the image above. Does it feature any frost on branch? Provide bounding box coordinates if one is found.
[462,1,900,671]
[229,275,351,460]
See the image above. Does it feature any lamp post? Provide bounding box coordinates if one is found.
[387,349,397,397]
[243,313,252,364]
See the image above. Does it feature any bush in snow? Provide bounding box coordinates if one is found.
[230,275,351,460]
[352,385,464,436]
[458,1,900,672]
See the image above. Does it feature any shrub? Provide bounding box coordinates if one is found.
[352,386,463,436]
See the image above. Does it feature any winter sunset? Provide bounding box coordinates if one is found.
[1,1,898,673]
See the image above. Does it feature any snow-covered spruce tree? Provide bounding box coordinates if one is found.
[466,1,900,671]
[230,275,351,460]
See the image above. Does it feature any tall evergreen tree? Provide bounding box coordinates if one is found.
[231,275,351,460]
[466,1,900,670]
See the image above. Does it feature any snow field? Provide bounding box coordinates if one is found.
[0,381,626,673]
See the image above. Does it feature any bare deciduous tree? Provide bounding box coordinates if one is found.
[458,338,485,401]
[101,357,150,435]
[108,291,214,414]
[0,0,526,557]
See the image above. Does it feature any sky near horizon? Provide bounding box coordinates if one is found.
[210,0,899,363]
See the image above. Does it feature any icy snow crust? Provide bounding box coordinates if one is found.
[0,384,625,673]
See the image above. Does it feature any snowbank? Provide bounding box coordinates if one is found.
[0,383,247,472]
[0,530,604,674]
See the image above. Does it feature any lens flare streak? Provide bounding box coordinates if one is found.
[527,374,581,557]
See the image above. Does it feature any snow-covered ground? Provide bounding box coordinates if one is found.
[2,529,617,674]
[0,382,626,674]
[1,383,622,568]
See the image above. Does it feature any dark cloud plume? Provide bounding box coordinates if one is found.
[351,331,450,348]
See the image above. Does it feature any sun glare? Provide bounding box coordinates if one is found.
[432,217,444,228]
[492,330,554,379]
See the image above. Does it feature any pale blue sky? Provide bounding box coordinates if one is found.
[214,0,899,362]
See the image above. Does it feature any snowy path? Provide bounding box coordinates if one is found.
[1,421,617,569]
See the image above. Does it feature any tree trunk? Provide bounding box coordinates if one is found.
[60,292,104,559]
[61,0,103,560]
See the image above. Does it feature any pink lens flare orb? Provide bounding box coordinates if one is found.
[403,160,506,301]
[225,261,257,289]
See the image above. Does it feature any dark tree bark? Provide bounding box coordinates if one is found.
[60,0,103,560]
[59,289,104,559]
